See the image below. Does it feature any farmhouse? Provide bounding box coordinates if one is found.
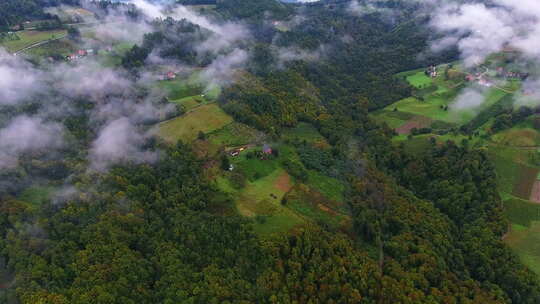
[425,65,438,78]
[166,71,177,80]
[263,144,273,155]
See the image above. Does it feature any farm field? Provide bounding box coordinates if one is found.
[225,168,306,236]
[169,95,207,111]
[158,103,234,143]
[208,122,263,147]
[25,38,75,57]
[0,30,67,53]
[405,70,433,88]
[505,219,540,275]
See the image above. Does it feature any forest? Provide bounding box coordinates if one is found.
[1,0,539,303]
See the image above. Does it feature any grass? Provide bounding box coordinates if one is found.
[159,78,204,101]
[493,127,540,147]
[492,153,526,195]
[26,38,75,57]
[169,95,207,111]
[384,64,511,128]
[234,169,305,236]
[208,122,261,147]
[285,186,347,231]
[282,122,328,146]
[505,221,540,275]
[306,170,345,203]
[159,103,233,143]
[235,157,280,182]
[0,30,67,53]
[504,197,540,227]
[406,71,433,88]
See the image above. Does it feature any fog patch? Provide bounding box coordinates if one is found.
[89,117,157,171]
[0,116,65,169]
[450,87,486,111]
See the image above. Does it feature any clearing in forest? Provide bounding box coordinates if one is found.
[158,103,233,143]
[235,169,305,236]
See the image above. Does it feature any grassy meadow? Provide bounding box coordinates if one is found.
[159,103,234,143]
[0,30,67,53]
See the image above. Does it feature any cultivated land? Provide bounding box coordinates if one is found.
[377,61,540,274]
[0,29,68,53]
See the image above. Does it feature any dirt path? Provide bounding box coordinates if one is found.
[13,34,67,55]
[274,171,292,192]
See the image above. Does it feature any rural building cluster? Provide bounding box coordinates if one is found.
[66,48,96,61]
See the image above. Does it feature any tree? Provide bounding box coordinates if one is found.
[67,26,81,42]
[532,116,540,131]
[220,155,230,171]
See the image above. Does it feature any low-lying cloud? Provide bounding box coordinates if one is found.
[0,116,65,169]
[0,50,44,105]
[430,1,540,67]
[89,117,157,171]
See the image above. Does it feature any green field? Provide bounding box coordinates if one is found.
[373,110,416,129]
[26,38,75,57]
[0,30,67,53]
[159,72,222,101]
[306,170,345,203]
[285,184,347,231]
[169,95,207,111]
[282,122,328,145]
[406,71,433,88]
[208,122,262,147]
[492,125,540,147]
[159,103,234,143]
[231,169,305,236]
[505,217,540,275]
[380,64,514,131]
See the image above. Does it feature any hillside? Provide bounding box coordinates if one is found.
[1,0,540,303]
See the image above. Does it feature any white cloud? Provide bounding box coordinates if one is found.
[0,116,64,169]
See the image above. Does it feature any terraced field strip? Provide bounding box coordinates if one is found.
[395,115,432,134]
[513,166,539,200]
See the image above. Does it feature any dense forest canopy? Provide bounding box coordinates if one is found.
[1,0,540,303]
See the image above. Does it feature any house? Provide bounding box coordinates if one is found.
[262,144,273,155]
[425,66,438,78]
[166,71,177,80]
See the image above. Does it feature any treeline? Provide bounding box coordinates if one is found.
[0,0,79,30]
